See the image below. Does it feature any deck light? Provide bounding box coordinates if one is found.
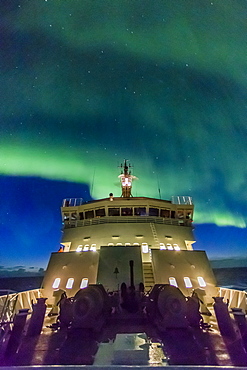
[173,244,180,251]
[160,243,166,250]
[167,243,173,250]
[142,243,149,253]
[76,245,82,252]
[83,245,89,251]
[90,244,96,251]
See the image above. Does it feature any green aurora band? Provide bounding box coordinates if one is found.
[1,0,246,228]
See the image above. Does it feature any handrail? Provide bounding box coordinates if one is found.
[0,288,43,323]
[64,216,192,229]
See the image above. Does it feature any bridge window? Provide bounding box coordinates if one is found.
[66,278,74,289]
[184,277,193,288]
[134,207,146,216]
[177,210,184,219]
[79,212,84,220]
[109,208,120,216]
[95,208,105,217]
[186,211,192,219]
[160,209,170,218]
[52,278,61,289]
[80,278,88,289]
[121,207,133,216]
[169,277,178,287]
[149,208,159,217]
[171,211,176,218]
[85,210,94,219]
[71,212,77,220]
[63,213,70,220]
[197,276,206,287]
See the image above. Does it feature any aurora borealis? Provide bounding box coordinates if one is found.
[1,0,247,267]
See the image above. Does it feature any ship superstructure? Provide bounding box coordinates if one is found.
[42,161,216,302]
[1,161,247,367]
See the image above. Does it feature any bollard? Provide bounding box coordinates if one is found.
[5,309,29,357]
[213,297,236,338]
[232,308,247,351]
[26,297,47,337]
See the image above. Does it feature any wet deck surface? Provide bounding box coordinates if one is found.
[1,306,247,367]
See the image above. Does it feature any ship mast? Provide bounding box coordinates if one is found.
[118,160,135,198]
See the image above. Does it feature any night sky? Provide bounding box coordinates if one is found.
[0,0,247,269]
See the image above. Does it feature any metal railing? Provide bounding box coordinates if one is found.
[0,289,43,323]
[62,198,85,207]
[218,287,247,311]
[172,196,193,205]
[64,216,192,229]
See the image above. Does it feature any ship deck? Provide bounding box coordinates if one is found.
[1,304,247,368]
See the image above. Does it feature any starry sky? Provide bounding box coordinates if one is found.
[0,0,247,269]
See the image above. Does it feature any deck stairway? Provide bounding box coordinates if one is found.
[142,262,155,292]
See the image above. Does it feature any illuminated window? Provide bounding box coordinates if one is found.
[173,244,180,251]
[197,276,206,287]
[160,243,166,250]
[63,213,70,221]
[76,245,82,252]
[90,244,96,251]
[134,207,146,216]
[121,207,133,216]
[80,278,88,289]
[52,278,61,289]
[66,278,74,289]
[184,277,193,288]
[142,243,149,253]
[169,277,178,287]
[83,245,89,251]
[167,243,173,250]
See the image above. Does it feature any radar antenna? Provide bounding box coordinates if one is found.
[118,160,136,198]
